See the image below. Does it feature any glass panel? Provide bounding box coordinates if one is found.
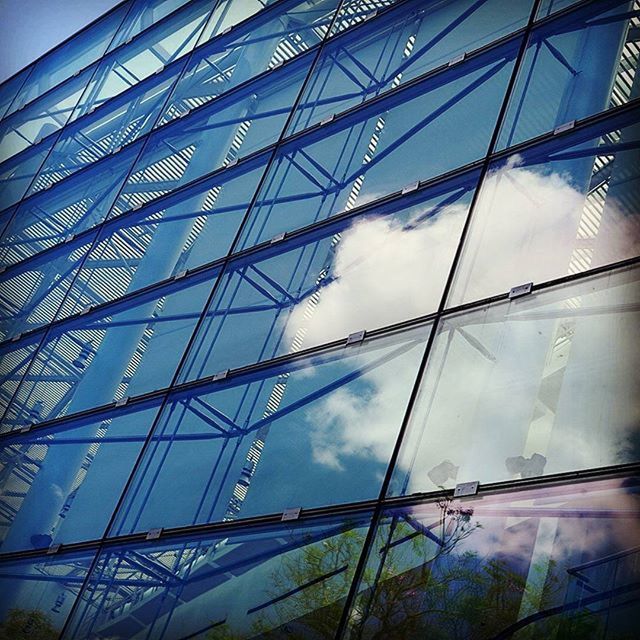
[160,0,338,125]
[70,0,213,123]
[113,325,429,534]
[0,550,95,636]
[2,269,216,430]
[0,333,42,420]
[291,0,533,133]
[347,476,640,639]
[498,0,640,150]
[237,38,519,249]
[450,109,640,306]
[60,154,268,315]
[199,0,282,43]
[330,0,402,36]
[0,67,32,121]
[0,232,97,342]
[114,55,311,212]
[30,64,186,193]
[6,4,129,116]
[391,265,640,497]
[181,171,477,382]
[0,136,55,211]
[0,67,93,165]
[537,0,584,19]
[109,0,195,51]
[0,142,140,269]
[65,513,372,639]
[0,398,162,552]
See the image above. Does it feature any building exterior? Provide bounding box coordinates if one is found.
[0,0,638,637]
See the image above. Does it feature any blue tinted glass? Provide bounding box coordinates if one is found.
[0,136,55,210]
[348,476,640,639]
[330,0,402,35]
[0,397,162,552]
[498,0,639,149]
[0,142,140,268]
[114,55,311,212]
[61,154,269,314]
[0,232,97,342]
[392,265,640,497]
[0,550,96,634]
[66,513,372,639]
[2,269,216,428]
[160,0,339,124]
[70,0,213,122]
[113,325,429,533]
[537,0,582,19]
[0,333,42,421]
[109,0,195,51]
[0,67,32,120]
[291,0,532,133]
[451,108,640,306]
[238,38,518,249]
[199,0,284,43]
[0,67,93,165]
[6,5,129,116]
[32,65,186,192]
[181,171,477,382]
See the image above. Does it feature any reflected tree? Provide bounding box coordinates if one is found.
[0,609,57,640]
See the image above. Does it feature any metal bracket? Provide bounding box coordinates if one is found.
[346,329,366,345]
[364,9,378,20]
[146,528,163,541]
[47,543,62,555]
[112,145,122,155]
[508,282,533,300]
[20,423,32,434]
[226,158,239,168]
[64,233,76,244]
[401,180,420,195]
[174,269,188,281]
[115,396,129,408]
[281,507,301,521]
[453,481,479,497]
[270,232,286,244]
[554,120,575,135]
[221,25,233,36]
[0,266,6,275]
[448,52,466,67]
[132,202,144,211]
[212,369,230,382]
[154,65,165,75]
[80,304,94,316]
[320,113,335,126]
[11,333,22,342]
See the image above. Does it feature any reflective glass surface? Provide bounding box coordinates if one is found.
[113,325,429,534]
[199,0,282,43]
[0,333,42,418]
[0,398,162,552]
[0,550,95,635]
[330,0,402,36]
[114,55,311,213]
[2,269,216,430]
[60,154,269,314]
[392,265,640,496]
[238,38,519,249]
[348,476,640,639]
[291,0,532,133]
[450,109,640,306]
[0,232,96,343]
[0,142,141,268]
[0,67,32,121]
[160,0,338,125]
[498,0,640,149]
[180,171,477,382]
[65,513,372,640]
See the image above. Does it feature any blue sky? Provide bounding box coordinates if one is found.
[0,0,122,83]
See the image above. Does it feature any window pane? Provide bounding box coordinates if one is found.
[65,513,372,640]
[347,476,640,639]
[7,5,129,116]
[199,0,282,43]
[2,269,216,429]
[536,0,583,19]
[0,232,96,342]
[330,0,402,36]
[391,265,640,497]
[114,55,311,212]
[237,38,519,249]
[0,398,162,552]
[0,142,140,269]
[113,325,429,533]
[181,170,477,382]
[31,64,186,192]
[0,67,93,165]
[450,109,640,306]
[498,0,640,149]
[160,0,339,125]
[70,0,212,123]
[0,550,95,635]
[60,154,269,314]
[0,333,42,420]
[291,0,533,133]
[0,67,32,120]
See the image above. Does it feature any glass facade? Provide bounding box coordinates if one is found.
[0,0,638,638]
